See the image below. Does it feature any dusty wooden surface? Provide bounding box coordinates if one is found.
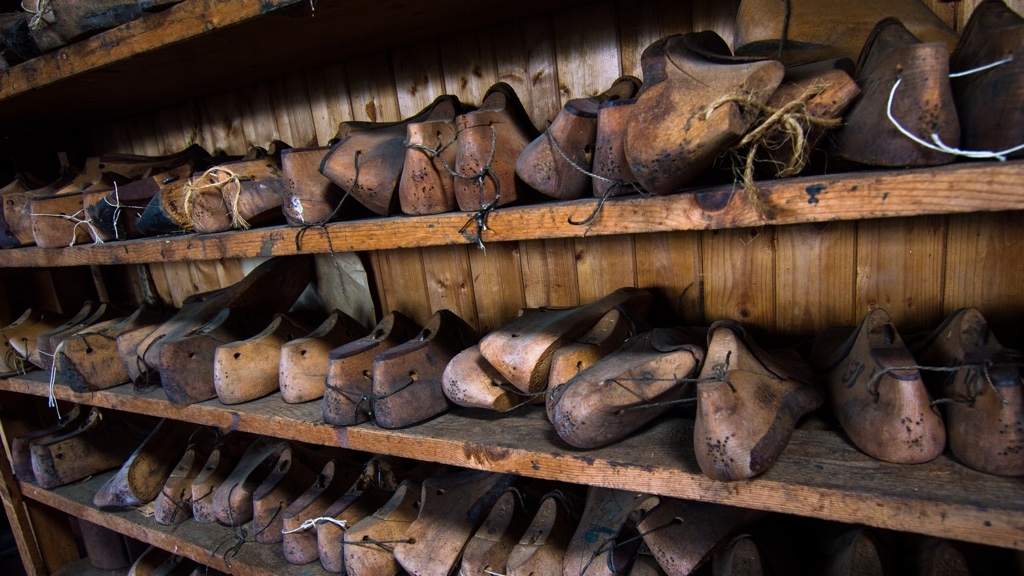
[0,160,1022,270]
[20,470,329,576]
[4,372,1022,550]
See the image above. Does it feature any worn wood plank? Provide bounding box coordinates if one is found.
[421,245,480,330]
[634,231,704,325]
[520,239,581,308]
[304,64,354,146]
[21,470,328,576]
[467,242,526,334]
[0,394,48,576]
[492,15,562,131]
[856,216,946,333]
[5,373,1024,551]
[268,73,318,148]
[691,0,740,48]
[392,41,447,116]
[574,234,637,303]
[702,226,776,328]
[197,90,248,155]
[346,53,402,123]
[942,212,1024,340]
[553,0,622,103]
[616,0,693,78]
[440,30,499,105]
[239,82,281,150]
[2,160,1024,268]
[775,222,857,336]
[369,248,432,326]
[25,502,79,574]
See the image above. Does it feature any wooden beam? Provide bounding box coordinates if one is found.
[2,372,1022,550]
[1,160,1022,268]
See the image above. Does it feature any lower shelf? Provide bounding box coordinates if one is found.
[3,372,1023,551]
[20,471,326,576]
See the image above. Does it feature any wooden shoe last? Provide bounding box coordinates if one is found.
[58,306,165,392]
[213,314,308,405]
[480,287,652,394]
[454,83,539,211]
[911,307,1023,476]
[322,311,421,426]
[713,535,764,576]
[94,419,196,509]
[279,310,366,404]
[282,146,346,225]
[399,117,459,215]
[506,491,580,576]
[592,98,639,198]
[211,436,288,526]
[552,328,705,449]
[282,459,362,564]
[317,483,394,573]
[442,344,525,411]
[251,445,323,544]
[372,309,479,429]
[694,321,821,481]
[516,76,641,200]
[321,95,463,216]
[950,0,1024,158]
[344,480,422,576]
[30,408,145,489]
[10,405,84,482]
[393,470,516,576]
[810,308,945,464]
[188,157,288,233]
[831,18,960,167]
[639,498,757,576]
[624,33,784,195]
[191,439,245,524]
[563,487,651,576]
[154,445,209,525]
[461,489,532,576]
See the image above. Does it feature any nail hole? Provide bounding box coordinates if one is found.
[188,352,195,359]
[233,352,241,359]
[436,488,445,496]
[300,349,308,357]
[409,370,418,381]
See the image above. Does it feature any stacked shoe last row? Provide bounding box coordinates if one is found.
[2,0,1022,250]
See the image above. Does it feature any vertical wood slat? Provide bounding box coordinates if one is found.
[492,16,562,131]
[369,248,432,326]
[0,393,50,576]
[305,64,354,146]
[702,227,776,328]
[775,222,857,336]
[574,234,636,304]
[552,0,622,103]
[855,216,947,333]
[634,231,704,325]
[421,245,480,329]
[519,238,580,308]
[468,242,526,333]
[942,212,1024,341]
[616,0,693,77]
[439,30,499,106]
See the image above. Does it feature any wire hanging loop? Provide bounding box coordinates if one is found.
[886,56,1023,161]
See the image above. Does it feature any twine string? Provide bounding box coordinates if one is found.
[159,486,193,523]
[30,208,105,246]
[281,516,347,534]
[886,58,1024,161]
[181,166,250,230]
[579,517,677,576]
[541,125,646,228]
[21,0,51,30]
[341,536,414,552]
[865,361,1022,407]
[101,183,148,241]
[294,150,363,296]
[704,85,843,220]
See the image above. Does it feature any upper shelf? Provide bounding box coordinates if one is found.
[3,371,1022,551]
[0,0,588,130]
[0,159,1022,267]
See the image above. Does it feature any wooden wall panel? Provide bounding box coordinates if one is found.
[855,216,946,333]
[392,43,447,116]
[421,245,480,329]
[552,1,622,103]
[702,227,775,328]
[268,73,318,148]
[634,231,704,325]
[691,0,740,47]
[305,64,354,146]
[775,222,856,336]
[520,239,580,308]
[617,0,693,78]
[574,234,636,304]
[492,16,562,131]
[468,242,527,333]
[346,53,402,123]
[369,249,432,326]
[440,30,499,105]
[943,212,1024,340]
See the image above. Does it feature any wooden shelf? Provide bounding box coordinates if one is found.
[20,470,327,576]
[0,0,588,130]
[1,160,1022,267]
[4,371,1022,551]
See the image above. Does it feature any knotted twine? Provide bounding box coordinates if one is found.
[405,125,501,252]
[20,0,52,31]
[703,84,843,220]
[181,166,251,231]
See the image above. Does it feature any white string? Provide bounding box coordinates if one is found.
[483,571,508,576]
[101,184,147,241]
[280,517,346,534]
[43,341,66,418]
[30,209,105,246]
[20,0,51,31]
[886,56,1024,161]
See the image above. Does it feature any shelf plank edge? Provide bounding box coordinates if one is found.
[0,160,1021,267]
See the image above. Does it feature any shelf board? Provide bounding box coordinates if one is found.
[3,371,1022,550]
[1,160,1023,267]
[20,470,327,576]
[0,0,589,130]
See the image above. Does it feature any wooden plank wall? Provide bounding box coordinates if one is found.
[88,0,1024,340]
